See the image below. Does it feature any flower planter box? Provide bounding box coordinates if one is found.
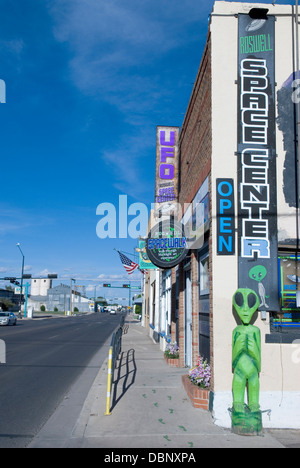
[182,374,210,410]
[164,356,179,367]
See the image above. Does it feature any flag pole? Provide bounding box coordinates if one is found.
[114,248,137,259]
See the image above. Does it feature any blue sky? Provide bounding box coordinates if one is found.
[0,0,293,299]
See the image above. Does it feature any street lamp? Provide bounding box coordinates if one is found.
[70,278,75,315]
[16,243,24,316]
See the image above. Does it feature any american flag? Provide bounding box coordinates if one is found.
[118,251,139,275]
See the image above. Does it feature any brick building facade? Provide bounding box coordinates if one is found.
[174,24,212,372]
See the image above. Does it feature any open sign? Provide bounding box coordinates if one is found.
[216,178,235,255]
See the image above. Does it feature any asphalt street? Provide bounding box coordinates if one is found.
[0,312,121,448]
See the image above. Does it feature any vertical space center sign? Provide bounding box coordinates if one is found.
[237,14,278,311]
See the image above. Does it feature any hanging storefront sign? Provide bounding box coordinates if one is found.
[155,126,180,218]
[237,14,279,311]
[137,239,157,270]
[216,178,235,255]
[146,219,188,269]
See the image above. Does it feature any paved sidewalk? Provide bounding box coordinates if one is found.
[30,316,300,448]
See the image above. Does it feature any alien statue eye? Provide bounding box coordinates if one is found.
[248,293,257,309]
[235,292,244,307]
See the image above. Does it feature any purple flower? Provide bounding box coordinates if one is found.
[164,342,179,358]
[188,357,211,389]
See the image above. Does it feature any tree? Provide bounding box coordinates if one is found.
[1,299,14,311]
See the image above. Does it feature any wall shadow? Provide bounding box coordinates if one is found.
[110,348,136,412]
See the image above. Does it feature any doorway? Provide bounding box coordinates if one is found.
[185,269,192,367]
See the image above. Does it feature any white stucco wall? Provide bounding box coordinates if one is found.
[210,1,300,428]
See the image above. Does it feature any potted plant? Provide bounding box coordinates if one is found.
[182,356,211,410]
[164,342,179,367]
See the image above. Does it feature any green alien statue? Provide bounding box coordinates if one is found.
[231,288,262,435]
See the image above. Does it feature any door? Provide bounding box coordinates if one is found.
[185,269,192,367]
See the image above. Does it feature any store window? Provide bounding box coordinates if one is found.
[151,281,156,328]
[198,245,210,362]
[276,255,300,328]
[267,255,300,342]
[199,252,209,296]
[175,268,180,345]
[161,269,172,337]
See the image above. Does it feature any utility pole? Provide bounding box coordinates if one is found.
[16,243,24,316]
[70,278,75,315]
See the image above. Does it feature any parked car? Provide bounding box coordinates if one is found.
[110,309,116,315]
[0,312,17,326]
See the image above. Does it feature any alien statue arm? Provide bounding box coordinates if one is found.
[232,326,261,373]
[232,327,243,369]
[249,326,261,373]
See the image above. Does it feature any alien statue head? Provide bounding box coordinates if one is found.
[233,288,260,325]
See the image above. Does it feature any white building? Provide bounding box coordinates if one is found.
[31,278,52,297]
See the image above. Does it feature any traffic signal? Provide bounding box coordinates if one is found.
[123,284,130,288]
[4,277,20,285]
[103,283,111,288]
[10,279,20,286]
